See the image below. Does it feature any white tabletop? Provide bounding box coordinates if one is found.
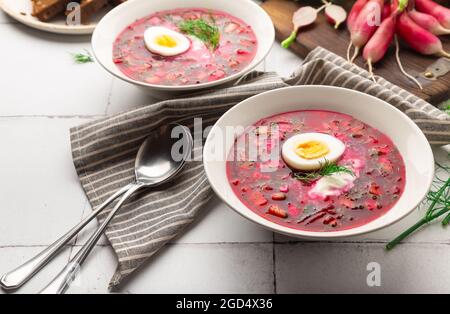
[1,6,450,294]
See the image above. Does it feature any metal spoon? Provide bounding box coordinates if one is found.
[0,124,192,293]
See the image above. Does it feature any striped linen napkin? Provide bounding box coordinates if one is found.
[70,47,450,290]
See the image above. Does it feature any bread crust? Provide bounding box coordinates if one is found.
[31,0,71,21]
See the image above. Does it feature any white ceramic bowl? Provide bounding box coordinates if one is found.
[92,0,274,94]
[203,86,435,239]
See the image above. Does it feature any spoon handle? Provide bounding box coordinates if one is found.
[0,183,134,291]
[39,182,144,294]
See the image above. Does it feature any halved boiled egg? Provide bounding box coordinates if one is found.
[144,26,190,57]
[282,133,345,171]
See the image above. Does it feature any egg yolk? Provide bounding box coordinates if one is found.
[295,140,329,160]
[155,34,178,48]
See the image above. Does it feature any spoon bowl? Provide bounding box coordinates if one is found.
[135,124,193,186]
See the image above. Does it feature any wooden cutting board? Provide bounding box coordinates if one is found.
[261,0,450,105]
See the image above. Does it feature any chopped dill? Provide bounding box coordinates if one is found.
[179,18,220,50]
[72,50,94,64]
[293,159,355,184]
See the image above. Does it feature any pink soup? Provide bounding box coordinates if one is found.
[112,8,258,86]
[226,110,406,232]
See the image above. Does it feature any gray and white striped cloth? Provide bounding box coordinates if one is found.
[70,47,450,290]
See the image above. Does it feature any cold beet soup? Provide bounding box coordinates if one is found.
[226,110,406,232]
[112,8,258,86]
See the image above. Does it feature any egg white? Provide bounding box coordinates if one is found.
[144,26,190,57]
[282,133,345,171]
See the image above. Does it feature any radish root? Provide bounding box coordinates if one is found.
[394,36,423,90]
[439,50,450,59]
[347,42,353,62]
[350,46,360,63]
[318,0,332,12]
[367,60,377,83]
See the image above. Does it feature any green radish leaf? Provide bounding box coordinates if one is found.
[397,0,409,13]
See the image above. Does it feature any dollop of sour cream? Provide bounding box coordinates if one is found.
[308,171,356,199]
[307,158,365,199]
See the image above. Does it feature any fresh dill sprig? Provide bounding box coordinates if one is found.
[293,160,354,184]
[440,99,450,115]
[72,50,94,64]
[179,18,220,50]
[387,162,450,250]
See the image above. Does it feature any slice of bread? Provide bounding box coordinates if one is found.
[79,0,108,24]
[31,0,125,24]
[31,0,71,21]
[65,0,108,24]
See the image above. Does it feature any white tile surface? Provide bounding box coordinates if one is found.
[0,117,90,246]
[66,245,117,294]
[0,23,111,116]
[0,246,72,294]
[173,196,273,244]
[275,242,450,293]
[68,244,274,294]
[1,0,450,294]
[107,78,159,115]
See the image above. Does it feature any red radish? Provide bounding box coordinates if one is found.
[408,9,450,35]
[415,0,450,29]
[391,0,423,89]
[362,0,422,88]
[325,4,347,29]
[350,0,384,62]
[347,0,369,61]
[396,12,450,57]
[391,0,399,12]
[363,14,397,80]
[348,0,369,32]
[362,0,409,80]
[382,3,392,20]
[281,6,318,48]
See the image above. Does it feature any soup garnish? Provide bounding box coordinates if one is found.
[112,8,258,86]
[179,18,220,50]
[226,110,406,232]
[387,168,450,250]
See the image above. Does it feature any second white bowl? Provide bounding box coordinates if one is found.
[92,0,274,94]
[203,86,434,239]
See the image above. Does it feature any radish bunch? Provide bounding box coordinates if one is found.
[347,0,450,87]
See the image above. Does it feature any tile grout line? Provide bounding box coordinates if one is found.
[67,199,90,261]
[104,79,115,115]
